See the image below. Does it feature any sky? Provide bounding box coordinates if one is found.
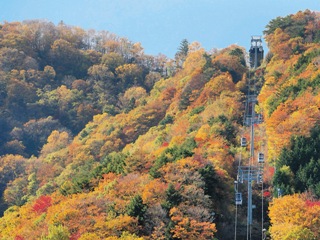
[0,0,319,58]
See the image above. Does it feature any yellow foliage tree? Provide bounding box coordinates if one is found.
[40,130,70,157]
[269,194,320,240]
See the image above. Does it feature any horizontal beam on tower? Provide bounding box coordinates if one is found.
[237,166,263,183]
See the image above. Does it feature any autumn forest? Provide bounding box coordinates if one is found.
[0,10,319,240]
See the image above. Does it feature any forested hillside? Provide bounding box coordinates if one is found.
[0,10,319,240]
[0,20,171,157]
[258,10,320,239]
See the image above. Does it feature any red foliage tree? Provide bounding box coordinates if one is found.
[14,236,25,240]
[32,195,52,214]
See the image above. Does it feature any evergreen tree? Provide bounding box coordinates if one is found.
[178,39,189,57]
[274,126,320,197]
[175,39,189,68]
[162,183,182,210]
[126,194,147,223]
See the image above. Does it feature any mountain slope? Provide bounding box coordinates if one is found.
[0,10,319,240]
[0,40,247,239]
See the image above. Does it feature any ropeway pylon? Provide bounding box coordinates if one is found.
[234,36,265,240]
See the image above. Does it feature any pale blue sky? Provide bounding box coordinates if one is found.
[0,0,319,58]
